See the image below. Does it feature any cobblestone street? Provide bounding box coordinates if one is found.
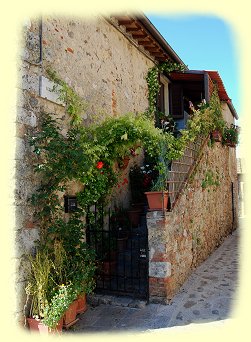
[65,228,239,335]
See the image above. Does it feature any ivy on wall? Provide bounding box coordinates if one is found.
[201,169,221,191]
[146,60,186,117]
[30,65,225,243]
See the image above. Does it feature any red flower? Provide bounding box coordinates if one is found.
[96,161,104,169]
[122,178,129,185]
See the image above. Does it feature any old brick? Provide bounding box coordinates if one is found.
[66,47,74,53]
[25,220,34,229]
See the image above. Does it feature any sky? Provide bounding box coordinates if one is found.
[146,14,240,120]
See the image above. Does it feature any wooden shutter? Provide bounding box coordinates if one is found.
[204,73,211,103]
[157,81,165,113]
[169,83,184,119]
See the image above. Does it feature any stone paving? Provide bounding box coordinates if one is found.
[66,228,239,334]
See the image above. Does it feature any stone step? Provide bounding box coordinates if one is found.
[87,294,147,309]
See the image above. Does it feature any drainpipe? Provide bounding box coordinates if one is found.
[39,17,43,64]
[231,182,235,233]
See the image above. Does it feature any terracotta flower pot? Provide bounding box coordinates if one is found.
[226,140,236,147]
[127,209,141,227]
[102,260,117,275]
[211,130,222,142]
[76,294,88,314]
[63,300,79,328]
[27,317,63,334]
[144,191,168,210]
[117,236,128,252]
[119,156,130,170]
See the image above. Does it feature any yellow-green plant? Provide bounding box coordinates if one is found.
[25,251,53,319]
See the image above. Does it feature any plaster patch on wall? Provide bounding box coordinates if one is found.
[39,76,65,106]
[149,261,171,278]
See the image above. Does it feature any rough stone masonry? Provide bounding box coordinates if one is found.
[147,140,238,303]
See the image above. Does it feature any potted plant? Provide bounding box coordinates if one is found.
[117,146,141,170]
[110,207,130,251]
[129,163,154,204]
[62,246,96,325]
[24,250,64,334]
[44,284,78,330]
[222,124,239,147]
[144,174,169,210]
[127,207,142,227]
[97,234,117,275]
[46,215,97,318]
[144,144,169,211]
[211,118,226,142]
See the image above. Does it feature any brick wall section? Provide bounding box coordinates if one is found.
[147,141,238,303]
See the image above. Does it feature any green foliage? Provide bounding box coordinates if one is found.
[222,124,239,145]
[150,139,170,191]
[47,68,88,125]
[47,220,96,294]
[25,251,53,320]
[146,61,186,118]
[27,68,227,326]
[201,169,220,190]
[43,284,77,329]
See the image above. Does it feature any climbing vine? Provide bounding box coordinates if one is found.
[201,169,221,191]
[145,59,227,164]
[46,68,87,125]
[146,60,186,117]
[30,66,226,243]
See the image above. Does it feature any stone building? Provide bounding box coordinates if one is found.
[16,14,238,323]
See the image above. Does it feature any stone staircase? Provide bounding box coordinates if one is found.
[167,135,209,210]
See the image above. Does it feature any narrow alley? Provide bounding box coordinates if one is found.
[66,228,239,334]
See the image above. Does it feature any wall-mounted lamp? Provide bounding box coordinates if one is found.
[64,196,77,213]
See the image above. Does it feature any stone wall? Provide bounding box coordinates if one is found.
[221,102,235,125]
[15,16,154,324]
[147,140,238,303]
[41,15,153,120]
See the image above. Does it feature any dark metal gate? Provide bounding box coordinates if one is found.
[86,204,149,300]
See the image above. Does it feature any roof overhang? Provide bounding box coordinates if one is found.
[206,70,238,119]
[110,14,187,67]
[109,15,238,120]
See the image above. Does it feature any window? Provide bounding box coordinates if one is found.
[157,74,170,116]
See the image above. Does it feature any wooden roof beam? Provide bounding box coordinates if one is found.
[137,37,154,44]
[145,46,162,52]
[126,27,142,32]
[117,20,135,25]
[150,52,165,57]
[131,32,148,39]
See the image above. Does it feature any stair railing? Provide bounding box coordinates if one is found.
[167,135,209,211]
